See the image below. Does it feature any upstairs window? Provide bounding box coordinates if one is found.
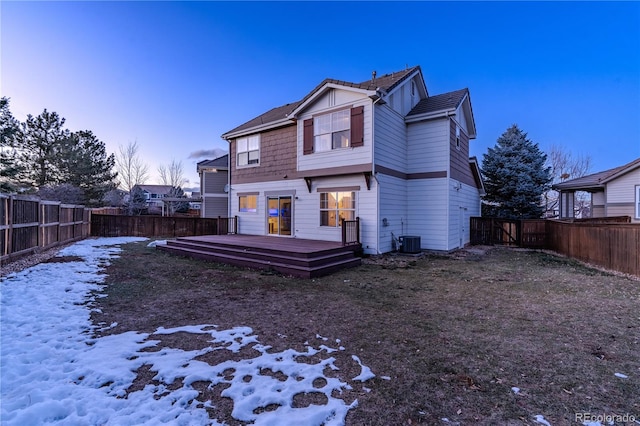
[456,126,461,150]
[303,106,364,155]
[237,135,260,167]
[314,109,350,152]
[320,191,355,227]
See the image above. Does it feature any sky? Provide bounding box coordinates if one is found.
[1,1,639,192]
[1,237,379,425]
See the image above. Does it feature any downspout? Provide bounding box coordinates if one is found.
[371,90,384,254]
[225,138,232,219]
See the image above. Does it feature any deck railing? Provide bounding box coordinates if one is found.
[217,216,238,235]
[341,217,360,246]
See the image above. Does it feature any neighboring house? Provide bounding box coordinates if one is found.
[132,184,174,213]
[197,154,229,218]
[189,191,202,210]
[221,66,485,254]
[553,157,640,223]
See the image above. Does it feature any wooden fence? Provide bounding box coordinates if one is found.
[1,194,90,264]
[470,217,546,248]
[546,220,640,277]
[90,214,238,238]
[471,216,640,277]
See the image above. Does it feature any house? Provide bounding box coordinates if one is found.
[132,184,174,214]
[220,66,485,254]
[197,154,229,218]
[553,157,640,222]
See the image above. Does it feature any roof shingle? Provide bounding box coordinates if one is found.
[222,67,422,138]
[553,157,640,190]
[407,88,469,117]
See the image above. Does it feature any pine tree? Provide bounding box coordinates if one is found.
[166,186,190,215]
[16,109,70,188]
[481,124,552,219]
[0,97,24,192]
[60,130,118,206]
[126,186,148,215]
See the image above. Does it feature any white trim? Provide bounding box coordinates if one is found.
[222,118,295,140]
[289,83,375,118]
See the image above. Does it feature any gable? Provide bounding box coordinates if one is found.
[300,87,369,115]
[385,75,427,116]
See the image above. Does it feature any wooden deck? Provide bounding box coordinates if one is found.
[156,234,362,278]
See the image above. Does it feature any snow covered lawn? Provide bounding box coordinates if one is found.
[1,238,377,425]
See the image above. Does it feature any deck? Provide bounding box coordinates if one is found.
[156,234,362,278]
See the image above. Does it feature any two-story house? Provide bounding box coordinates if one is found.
[132,184,174,214]
[197,154,229,218]
[221,66,484,254]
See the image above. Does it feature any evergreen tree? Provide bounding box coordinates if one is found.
[37,183,85,204]
[126,185,148,215]
[481,124,552,219]
[0,97,24,192]
[166,186,190,215]
[60,130,118,206]
[16,109,70,188]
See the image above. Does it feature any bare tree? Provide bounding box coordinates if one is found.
[544,144,592,218]
[157,159,186,189]
[114,140,149,191]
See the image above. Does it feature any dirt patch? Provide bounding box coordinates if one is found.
[93,241,640,425]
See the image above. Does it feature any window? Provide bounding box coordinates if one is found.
[239,195,257,213]
[314,109,350,152]
[456,126,461,150]
[320,191,355,227]
[636,185,640,219]
[237,135,259,166]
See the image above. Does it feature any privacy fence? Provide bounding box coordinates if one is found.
[1,194,90,264]
[90,214,238,238]
[471,216,640,277]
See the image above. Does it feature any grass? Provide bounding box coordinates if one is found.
[94,241,640,425]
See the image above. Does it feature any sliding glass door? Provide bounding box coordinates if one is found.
[267,196,292,236]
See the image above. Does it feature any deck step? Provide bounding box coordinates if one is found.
[157,244,360,278]
[165,239,355,268]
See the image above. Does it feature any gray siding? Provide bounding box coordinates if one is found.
[202,196,228,218]
[203,171,228,194]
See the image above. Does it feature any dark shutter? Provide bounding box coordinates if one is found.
[303,118,314,155]
[350,106,364,147]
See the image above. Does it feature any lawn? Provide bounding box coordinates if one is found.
[94,241,639,425]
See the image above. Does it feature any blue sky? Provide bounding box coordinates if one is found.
[2,1,639,191]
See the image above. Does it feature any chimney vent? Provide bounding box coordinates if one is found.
[371,70,377,82]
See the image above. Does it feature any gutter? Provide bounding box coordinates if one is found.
[222,117,295,141]
[404,109,455,124]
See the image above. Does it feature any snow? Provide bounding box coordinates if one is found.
[534,414,552,425]
[1,237,377,425]
[146,239,167,247]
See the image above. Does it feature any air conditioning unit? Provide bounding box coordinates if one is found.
[399,236,421,254]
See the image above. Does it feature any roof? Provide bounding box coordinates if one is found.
[407,88,469,116]
[197,154,229,170]
[221,66,422,139]
[553,157,640,191]
[134,185,174,194]
[222,102,302,137]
